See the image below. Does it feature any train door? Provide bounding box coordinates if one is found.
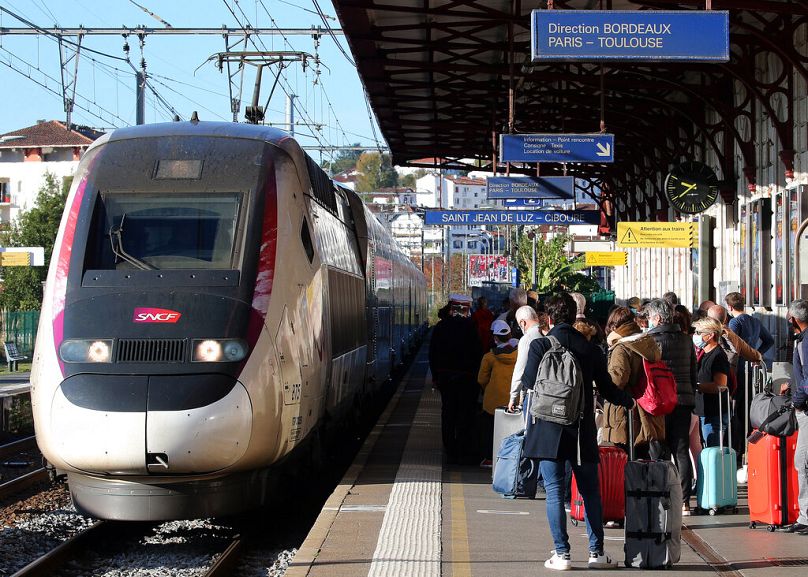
[798,217,808,299]
[276,306,303,408]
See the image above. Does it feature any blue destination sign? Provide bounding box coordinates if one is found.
[500,133,614,163]
[487,176,574,199]
[531,10,729,62]
[424,210,600,226]
[501,199,575,207]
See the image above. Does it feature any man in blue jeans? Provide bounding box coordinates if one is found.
[521,292,636,570]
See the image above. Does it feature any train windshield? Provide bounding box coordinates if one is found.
[86,191,243,270]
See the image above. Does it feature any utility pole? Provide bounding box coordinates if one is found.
[135,70,146,124]
[285,93,296,136]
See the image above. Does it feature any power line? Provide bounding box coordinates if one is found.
[31,0,58,26]
[127,0,173,28]
[0,46,130,127]
[224,0,335,162]
[309,0,353,67]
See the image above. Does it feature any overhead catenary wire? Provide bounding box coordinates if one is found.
[1,4,184,125]
[223,0,336,164]
[255,0,381,153]
[0,45,129,127]
[31,0,58,26]
[310,0,354,67]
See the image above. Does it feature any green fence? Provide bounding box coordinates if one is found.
[588,290,615,323]
[2,310,40,357]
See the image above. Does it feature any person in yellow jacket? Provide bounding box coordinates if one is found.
[478,319,519,467]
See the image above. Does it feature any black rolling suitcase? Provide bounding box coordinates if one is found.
[623,409,682,568]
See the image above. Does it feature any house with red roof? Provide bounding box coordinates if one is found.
[0,120,102,226]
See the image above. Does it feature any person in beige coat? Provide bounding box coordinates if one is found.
[601,306,666,459]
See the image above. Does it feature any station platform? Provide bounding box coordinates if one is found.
[287,342,808,577]
[0,373,30,398]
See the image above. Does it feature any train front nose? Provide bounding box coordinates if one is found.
[50,373,252,475]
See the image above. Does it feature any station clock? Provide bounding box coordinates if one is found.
[664,161,720,215]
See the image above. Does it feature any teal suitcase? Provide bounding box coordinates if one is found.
[696,387,738,515]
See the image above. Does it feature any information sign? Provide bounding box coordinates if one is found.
[0,247,45,266]
[500,134,614,163]
[0,252,31,266]
[584,252,627,267]
[616,222,696,248]
[531,10,730,62]
[487,176,574,199]
[425,210,600,226]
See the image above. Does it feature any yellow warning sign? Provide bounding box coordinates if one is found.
[585,252,628,267]
[0,252,31,266]
[616,222,697,248]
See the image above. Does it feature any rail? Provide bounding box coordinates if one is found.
[204,536,246,576]
[0,468,48,500]
[0,435,36,461]
[10,520,107,577]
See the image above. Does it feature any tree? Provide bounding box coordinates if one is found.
[0,173,70,310]
[400,173,416,189]
[325,144,364,174]
[355,151,398,192]
[514,230,601,295]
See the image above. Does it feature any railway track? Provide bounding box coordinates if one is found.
[0,467,49,500]
[0,435,37,461]
[0,435,47,501]
[8,519,247,577]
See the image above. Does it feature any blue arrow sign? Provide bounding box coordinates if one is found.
[424,210,600,226]
[500,134,614,163]
[487,176,574,199]
[531,10,729,62]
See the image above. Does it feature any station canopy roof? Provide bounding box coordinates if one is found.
[331,0,807,218]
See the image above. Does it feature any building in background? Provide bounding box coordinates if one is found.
[0,120,101,228]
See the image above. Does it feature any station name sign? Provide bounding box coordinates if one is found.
[425,210,600,226]
[487,176,574,199]
[500,133,614,163]
[531,10,730,62]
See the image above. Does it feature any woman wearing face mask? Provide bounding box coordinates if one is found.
[692,318,730,448]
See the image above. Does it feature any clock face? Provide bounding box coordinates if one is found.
[664,161,720,215]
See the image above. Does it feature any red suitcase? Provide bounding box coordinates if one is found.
[747,431,800,531]
[570,445,627,527]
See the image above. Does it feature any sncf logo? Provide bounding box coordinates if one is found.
[133,307,182,323]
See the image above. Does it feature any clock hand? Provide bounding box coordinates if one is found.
[675,183,698,199]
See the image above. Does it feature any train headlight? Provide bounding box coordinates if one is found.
[59,339,114,363]
[192,339,248,362]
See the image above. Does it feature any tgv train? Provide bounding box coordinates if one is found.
[31,121,427,520]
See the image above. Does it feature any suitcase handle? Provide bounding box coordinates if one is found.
[627,404,635,461]
[718,385,730,451]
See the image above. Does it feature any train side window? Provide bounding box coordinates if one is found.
[301,218,315,263]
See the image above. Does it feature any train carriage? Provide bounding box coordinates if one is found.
[31,120,426,521]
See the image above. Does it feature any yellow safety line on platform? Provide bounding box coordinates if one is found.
[450,471,471,577]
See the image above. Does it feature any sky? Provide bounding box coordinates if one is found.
[0,0,383,165]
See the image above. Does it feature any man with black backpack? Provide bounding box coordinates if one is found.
[520,292,636,571]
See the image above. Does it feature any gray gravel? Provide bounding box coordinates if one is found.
[0,492,300,577]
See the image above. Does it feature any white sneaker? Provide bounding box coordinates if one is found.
[545,551,572,571]
[588,551,619,569]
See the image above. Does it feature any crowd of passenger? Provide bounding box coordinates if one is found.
[429,287,808,569]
